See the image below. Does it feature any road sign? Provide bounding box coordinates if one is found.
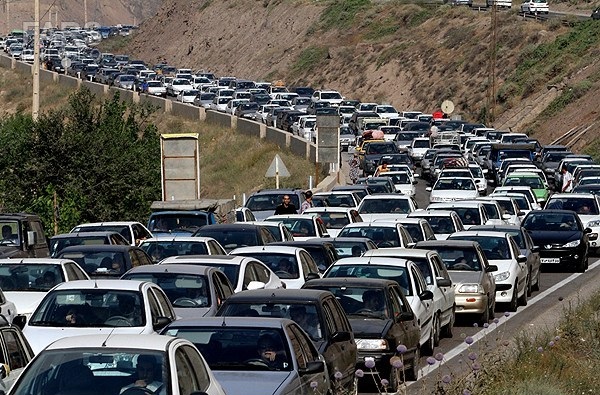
[265,154,290,189]
[441,100,455,115]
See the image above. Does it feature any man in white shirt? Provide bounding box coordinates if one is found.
[561,165,573,193]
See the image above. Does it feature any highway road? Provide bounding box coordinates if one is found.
[335,151,600,394]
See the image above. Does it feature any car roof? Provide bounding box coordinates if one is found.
[548,193,597,199]
[416,240,480,248]
[364,247,435,259]
[123,264,216,276]
[58,245,135,253]
[304,277,398,288]
[303,207,355,214]
[449,231,509,238]
[332,256,413,266]
[409,210,457,217]
[44,334,179,351]
[73,221,141,227]
[140,236,216,243]
[50,231,123,239]
[160,255,253,265]
[223,288,332,303]
[271,240,335,247]
[0,258,78,265]
[428,202,483,208]
[167,316,291,329]
[52,279,146,291]
[230,246,303,254]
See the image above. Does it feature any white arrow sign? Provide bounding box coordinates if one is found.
[265,154,290,189]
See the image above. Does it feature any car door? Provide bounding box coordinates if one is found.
[0,326,33,390]
[430,254,455,326]
[322,297,356,389]
[387,286,420,358]
[287,323,329,395]
[409,265,433,346]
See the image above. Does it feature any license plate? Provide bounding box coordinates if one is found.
[541,258,560,263]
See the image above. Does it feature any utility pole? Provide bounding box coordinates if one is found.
[32,0,40,120]
[487,2,498,125]
[6,0,9,35]
[84,0,87,27]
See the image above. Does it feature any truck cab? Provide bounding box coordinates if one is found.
[0,213,49,258]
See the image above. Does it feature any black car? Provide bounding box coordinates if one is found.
[45,57,65,73]
[271,239,339,272]
[193,223,277,253]
[302,278,421,385]
[521,209,591,272]
[57,244,154,278]
[217,288,357,393]
[49,231,129,258]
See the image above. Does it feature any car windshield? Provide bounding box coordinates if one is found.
[140,240,209,262]
[220,303,322,341]
[359,199,411,214]
[389,173,410,184]
[195,229,258,251]
[417,216,456,234]
[29,289,144,327]
[469,167,484,178]
[332,241,369,258]
[523,213,580,231]
[505,177,543,189]
[311,212,350,229]
[413,139,430,148]
[545,198,599,215]
[451,236,510,260]
[0,263,63,291]
[11,349,166,395]
[245,194,301,212]
[148,213,210,233]
[308,285,397,319]
[236,253,299,279]
[122,272,210,308]
[338,227,399,247]
[163,327,293,371]
[50,235,113,257]
[434,179,476,191]
[366,143,397,155]
[327,265,412,296]
[72,225,131,243]
[430,247,482,271]
[321,92,342,100]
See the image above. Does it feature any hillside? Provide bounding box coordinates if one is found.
[120,0,600,154]
[1,0,163,33]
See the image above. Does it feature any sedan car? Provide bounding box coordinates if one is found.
[159,255,285,293]
[265,214,330,241]
[448,231,528,312]
[427,177,478,204]
[193,223,277,253]
[217,289,357,393]
[0,258,90,320]
[521,0,549,13]
[5,334,227,395]
[70,221,153,246]
[15,279,177,354]
[407,210,465,240]
[49,231,129,258]
[176,89,200,103]
[139,236,227,263]
[415,240,498,324]
[301,207,363,237]
[337,222,414,248]
[357,194,418,222]
[302,278,421,384]
[163,317,331,395]
[57,245,154,278]
[229,246,321,289]
[521,209,591,272]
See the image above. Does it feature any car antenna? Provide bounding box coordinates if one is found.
[221,316,227,327]
[101,327,117,347]
[94,279,98,288]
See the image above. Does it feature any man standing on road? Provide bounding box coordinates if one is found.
[274,195,298,215]
[300,190,314,214]
[561,165,573,193]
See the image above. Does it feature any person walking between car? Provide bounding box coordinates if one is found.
[374,161,390,176]
[274,195,297,215]
[561,165,573,193]
[348,153,360,184]
[300,190,314,214]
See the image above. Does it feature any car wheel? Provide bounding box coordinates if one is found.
[576,258,587,273]
[518,279,528,306]
[532,268,541,291]
[526,270,533,297]
[441,306,455,338]
[508,282,519,312]
[404,346,420,382]
[480,296,491,324]
[422,324,435,356]
[433,313,441,347]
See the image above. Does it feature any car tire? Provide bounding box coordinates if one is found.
[405,346,420,382]
[508,283,519,312]
[518,280,528,306]
[433,313,441,347]
[526,270,533,297]
[422,325,435,356]
[480,299,490,324]
[532,269,541,291]
[441,306,455,338]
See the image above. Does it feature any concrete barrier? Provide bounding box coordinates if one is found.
[265,127,288,149]
[0,55,12,68]
[140,94,167,112]
[40,69,57,84]
[59,74,80,89]
[109,87,134,102]
[237,118,261,138]
[309,145,317,163]
[206,110,232,128]
[289,135,310,159]
[199,107,206,121]
[15,61,32,74]
[82,80,107,97]
[171,101,201,121]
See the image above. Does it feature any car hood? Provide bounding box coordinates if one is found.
[213,371,292,395]
[348,318,392,338]
[5,291,46,316]
[487,259,515,274]
[0,246,24,258]
[448,270,485,285]
[529,230,581,244]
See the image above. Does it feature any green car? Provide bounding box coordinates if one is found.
[503,172,549,204]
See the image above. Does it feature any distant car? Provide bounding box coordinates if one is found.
[57,245,154,278]
[521,0,548,13]
[163,317,331,395]
[245,221,294,242]
[159,255,285,293]
[122,264,235,319]
[0,258,89,320]
[139,236,227,263]
[265,214,330,241]
[70,221,153,246]
[328,237,378,259]
[49,231,129,258]
[337,222,414,249]
[112,74,135,89]
[270,239,340,273]
[357,194,419,222]
[244,189,305,221]
[427,177,479,204]
[176,89,200,103]
[217,289,357,393]
[408,210,465,240]
[193,223,277,253]
[16,279,177,354]
[144,80,167,97]
[6,334,227,395]
[301,207,363,238]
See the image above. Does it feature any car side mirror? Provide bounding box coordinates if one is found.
[487,264,498,273]
[299,361,325,375]
[397,311,415,321]
[517,255,527,264]
[414,174,420,178]
[247,281,265,290]
[153,316,172,331]
[306,273,321,281]
[502,214,511,220]
[27,230,37,247]
[12,315,26,329]
[517,211,525,216]
[426,187,432,192]
[419,290,434,301]
[330,331,352,343]
[436,278,452,287]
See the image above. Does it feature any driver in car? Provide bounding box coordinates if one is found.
[120,355,165,395]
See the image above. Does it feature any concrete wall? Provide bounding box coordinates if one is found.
[237,118,261,138]
[289,135,310,159]
[58,74,80,89]
[40,69,57,84]
[265,127,288,149]
[82,80,107,97]
[140,94,167,112]
[205,110,232,128]
[108,87,134,103]
[171,101,201,121]
[15,61,32,74]
[0,55,12,68]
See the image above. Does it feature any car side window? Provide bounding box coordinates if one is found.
[389,286,410,314]
[321,303,336,336]
[151,287,176,320]
[328,298,352,333]
[135,249,152,266]
[64,263,81,280]
[299,251,316,278]
[251,262,269,284]
[411,267,427,294]
[242,265,257,290]
[175,345,210,393]
[208,241,223,255]
[146,290,162,322]
[432,255,451,281]
[289,324,319,365]
[214,272,234,299]
[2,328,29,369]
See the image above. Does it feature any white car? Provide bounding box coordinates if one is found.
[448,231,528,311]
[407,210,465,240]
[325,256,436,354]
[20,49,34,63]
[337,221,414,248]
[469,164,488,195]
[211,96,233,112]
[71,221,153,246]
[225,98,250,115]
[384,171,417,196]
[363,248,456,344]
[19,279,177,354]
[176,89,200,104]
[427,177,479,204]
[375,104,399,119]
[265,214,330,241]
[407,137,431,163]
[6,334,228,395]
[302,207,364,238]
[480,195,524,226]
[167,78,194,97]
[160,255,285,293]
[229,246,321,289]
[376,217,437,243]
[492,186,541,210]
[311,90,344,107]
[521,0,549,13]
[357,193,418,222]
[139,236,227,263]
[145,80,167,97]
[427,201,492,230]
[0,258,90,320]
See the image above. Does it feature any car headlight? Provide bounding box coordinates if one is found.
[355,338,388,350]
[494,271,510,282]
[563,239,580,248]
[587,220,600,228]
[458,284,483,294]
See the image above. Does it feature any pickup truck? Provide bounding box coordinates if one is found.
[0,213,49,258]
[147,199,236,236]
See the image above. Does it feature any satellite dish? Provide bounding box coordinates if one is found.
[90,49,101,62]
[61,57,72,69]
[441,100,455,115]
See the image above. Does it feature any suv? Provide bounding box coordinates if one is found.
[244,189,305,221]
[217,288,357,393]
[0,213,49,258]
